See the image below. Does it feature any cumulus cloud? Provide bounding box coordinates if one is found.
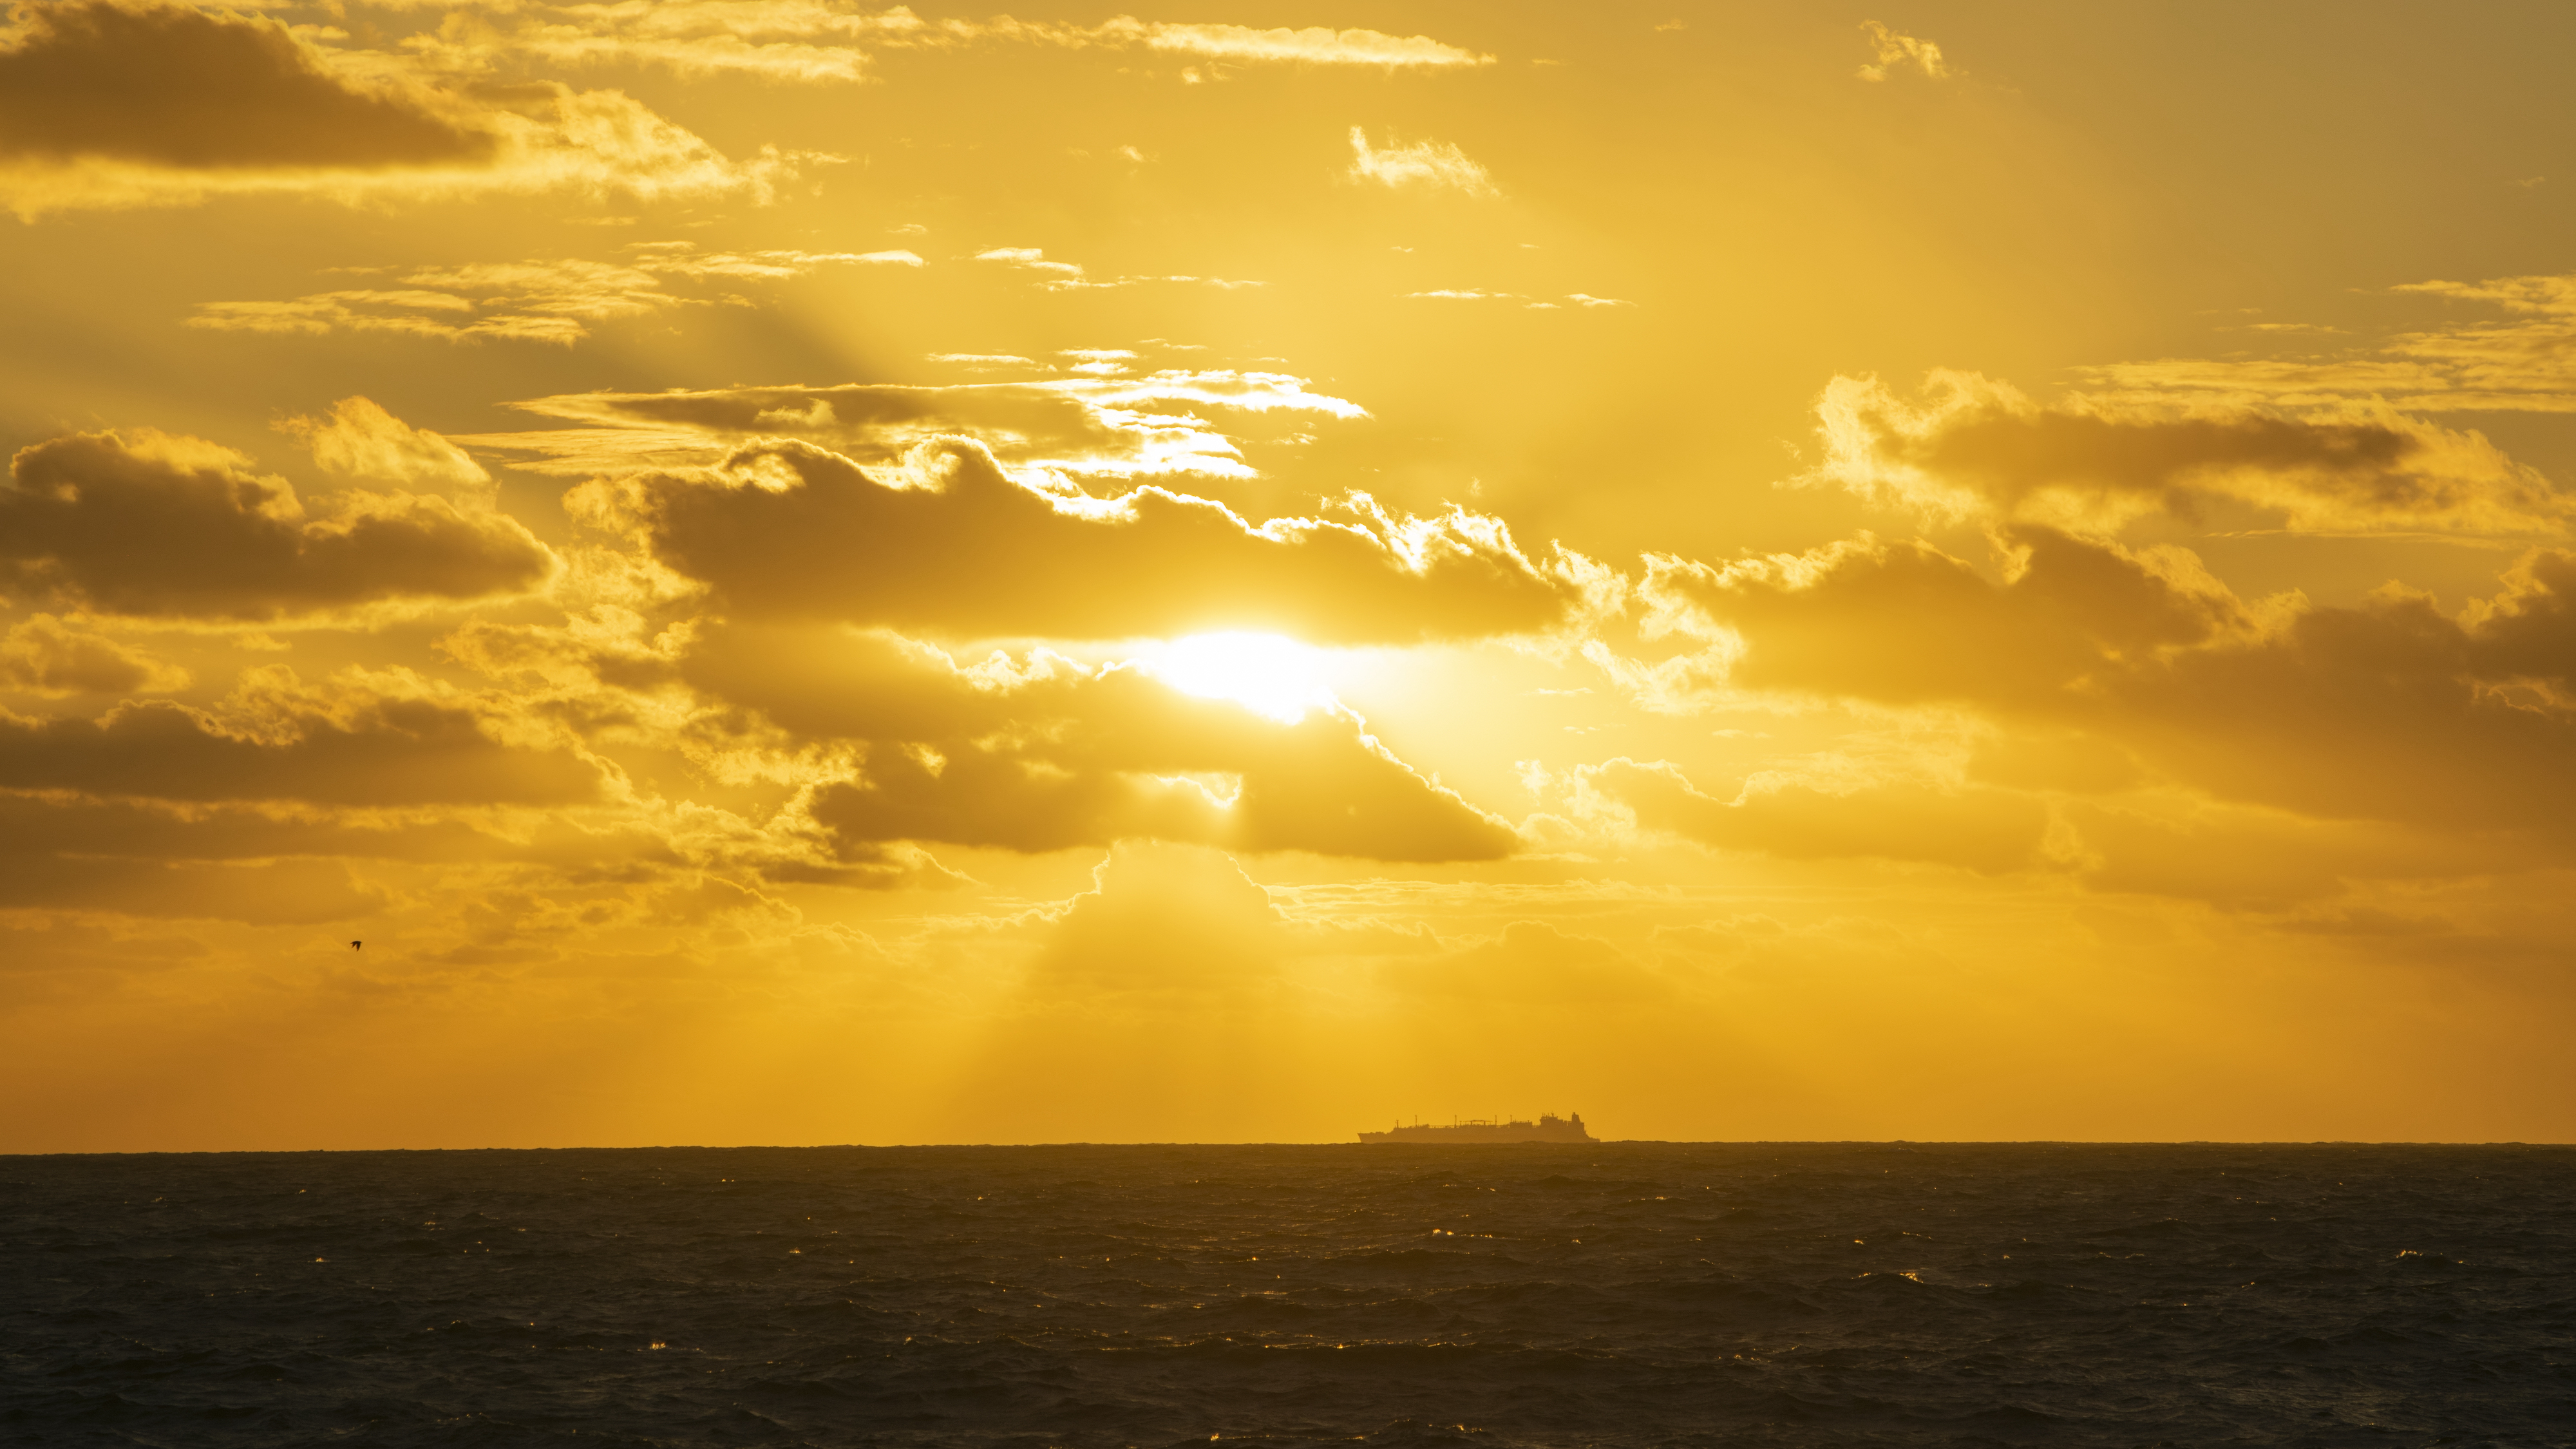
[804,670,1515,863]
[0,0,492,168]
[1810,370,2571,536]
[659,621,1519,861]
[0,1,819,214]
[1855,20,1947,82]
[1347,127,1497,197]
[1637,526,2576,841]
[194,245,911,345]
[278,396,492,505]
[571,438,1582,645]
[1645,526,2248,711]
[0,666,601,806]
[0,428,555,620]
[0,614,189,696]
[466,372,1367,482]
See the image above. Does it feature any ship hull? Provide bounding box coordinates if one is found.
[1357,1124,1596,1144]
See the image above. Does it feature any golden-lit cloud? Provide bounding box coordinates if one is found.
[12,5,2576,1150]
[193,245,914,344]
[2079,272,2576,414]
[1630,526,2576,845]
[469,372,1363,480]
[0,0,820,214]
[1811,371,2570,535]
[0,665,601,806]
[1855,20,1947,82]
[971,244,1260,293]
[1109,20,1490,70]
[392,5,1492,84]
[0,429,556,620]
[0,0,491,169]
[570,439,1582,645]
[278,396,492,504]
[0,614,189,696]
[1347,126,1497,197]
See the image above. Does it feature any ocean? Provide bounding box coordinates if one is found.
[3,1143,2570,1447]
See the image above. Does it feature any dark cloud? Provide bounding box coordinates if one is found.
[1655,527,2576,838]
[1650,526,2243,710]
[680,622,1520,862]
[0,614,186,694]
[1815,372,2569,534]
[0,673,602,806]
[0,849,381,923]
[0,0,493,169]
[0,430,555,619]
[576,437,1577,644]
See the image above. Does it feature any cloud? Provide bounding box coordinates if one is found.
[278,396,491,505]
[571,437,1582,645]
[2079,271,2576,415]
[1855,20,1948,82]
[0,428,555,620]
[0,843,383,923]
[677,621,1521,862]
[1589,759,2049,875]
[1645,526,2248,712]
[971,245,1259,293]
[393,5,1490,84]
[1106,20,1490,70]
[1638,527,2576,842]
[1026,841,1287,998]
[0,614,189,696]
[466,372,1368,482]
[0,0,493,169]
[929,353,1040,371]
[1810,371,2571,536]
[193,245,909,345]
[1347,127,1497,197]
[0,666,601,807]
[0,2,820,215]
[399,0,928,83]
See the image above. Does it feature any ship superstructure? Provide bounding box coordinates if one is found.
[1357,1112,1596,1144]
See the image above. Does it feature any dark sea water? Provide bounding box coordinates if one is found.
[4,1144,2572,1448]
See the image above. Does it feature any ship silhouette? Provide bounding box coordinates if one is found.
[1358,1112,1596,1144]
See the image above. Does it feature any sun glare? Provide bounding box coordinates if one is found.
[1148,632,1334,723]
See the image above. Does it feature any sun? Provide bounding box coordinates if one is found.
[1146,632,1334,723]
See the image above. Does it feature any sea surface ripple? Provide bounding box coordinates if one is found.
[3,1144,2571,1447]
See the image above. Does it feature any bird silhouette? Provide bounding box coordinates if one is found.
[350,940,362,951]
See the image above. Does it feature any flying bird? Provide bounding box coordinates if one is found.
[350,941,362,951]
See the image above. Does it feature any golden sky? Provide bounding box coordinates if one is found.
[6,1,2575,1148]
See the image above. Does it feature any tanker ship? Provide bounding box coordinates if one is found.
[1357,1112,1596,1144]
